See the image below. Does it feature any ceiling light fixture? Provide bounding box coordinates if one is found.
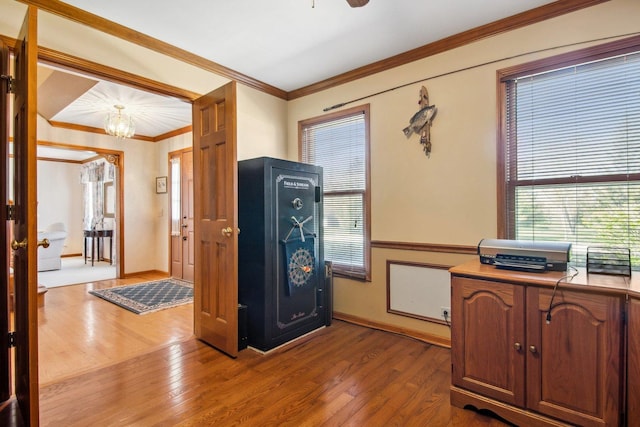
[104,104,135,139]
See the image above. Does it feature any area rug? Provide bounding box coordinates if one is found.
[89,279,193,314]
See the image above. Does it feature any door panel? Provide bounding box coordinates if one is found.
[170,150,194,282]
[12,6,40,425]
[193,82,238,357]
[182,150,194,282]
[526,287,622,426]
[0,36,10,405]
[451,277,525,407]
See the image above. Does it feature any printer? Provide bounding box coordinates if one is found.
[478,238,571,272]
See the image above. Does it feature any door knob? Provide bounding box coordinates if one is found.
[11,238,27,251]
[221,227,233,237]
[38,238,50,248]
[514,342,522,351]
[529,345,538,354]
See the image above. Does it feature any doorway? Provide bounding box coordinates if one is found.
[169,149,194,282]
[35,142,124,284]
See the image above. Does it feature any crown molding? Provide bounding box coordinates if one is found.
[19,0,288,100]
[39,46,202,102]
[151,125,192,142]
[287,0,609,99]
[48,120,156,142]
[13,0,609,101]
[0,33,200,102]
[46,121,192,142]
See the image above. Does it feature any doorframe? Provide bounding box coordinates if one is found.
[36,140,125,278]
[168,146,193,281]
[0,37,200,280]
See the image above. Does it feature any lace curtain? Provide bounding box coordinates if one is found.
[80,162,106,230]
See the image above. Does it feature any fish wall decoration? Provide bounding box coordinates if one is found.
[402,86,437,157]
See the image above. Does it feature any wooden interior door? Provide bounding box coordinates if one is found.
[0,35,10,406]
[11,6,40,425]
[181,150,194,282]
[170,150,194,282]
[192,82,238,357]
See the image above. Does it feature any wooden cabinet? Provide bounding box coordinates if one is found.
[628,297,640,424]
[451,268,624,427]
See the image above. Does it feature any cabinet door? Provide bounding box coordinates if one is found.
[451,276,526,407]
[628,298,640,426]
[526,287,623,427]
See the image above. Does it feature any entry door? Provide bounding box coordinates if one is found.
[170,150,194,282]
[0,33,10,407]
[0,6,40,425]
[192,82,238,357]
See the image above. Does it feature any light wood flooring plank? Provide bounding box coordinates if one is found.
[33,277,510,426]
[38,274,193,385]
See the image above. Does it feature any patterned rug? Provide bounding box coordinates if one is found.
[89,279,193,315]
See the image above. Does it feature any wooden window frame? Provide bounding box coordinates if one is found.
[298,104,371,281]
[496,34,640,239]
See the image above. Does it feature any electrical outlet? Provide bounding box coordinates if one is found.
[441,307,451,319]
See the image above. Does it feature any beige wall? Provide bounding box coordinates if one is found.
[2,0,639,342]
[1,1,289,275]
[287,0,640,342]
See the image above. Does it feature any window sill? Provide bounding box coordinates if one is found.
[331,267,370,282]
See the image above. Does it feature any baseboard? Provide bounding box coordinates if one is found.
[61,253,82,258]
[333,311,451,348]
[123,270,170,278]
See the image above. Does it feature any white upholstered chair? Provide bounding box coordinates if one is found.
[37,222,67,272]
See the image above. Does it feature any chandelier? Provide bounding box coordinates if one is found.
[104,104,135,139]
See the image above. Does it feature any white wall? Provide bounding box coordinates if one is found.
[36,159,83,255]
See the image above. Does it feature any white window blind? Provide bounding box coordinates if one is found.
[301,106,369,279]
[504,51,640,267]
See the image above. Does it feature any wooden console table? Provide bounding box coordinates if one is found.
[84,229,113,266]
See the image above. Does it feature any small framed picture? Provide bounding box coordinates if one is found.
[156,176,167,194]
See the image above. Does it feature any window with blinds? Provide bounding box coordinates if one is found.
[502,48,640,268]
[299,104,371,280]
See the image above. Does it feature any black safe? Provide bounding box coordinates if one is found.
[238,157,328,352]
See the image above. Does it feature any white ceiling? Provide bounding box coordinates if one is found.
[37,145,97,162]
[62,0,556,91]
[35,0,559,142]
[38,63,193,139]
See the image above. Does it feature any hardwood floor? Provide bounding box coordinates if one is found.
[10,276,510,426]
[38,272,193,385]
